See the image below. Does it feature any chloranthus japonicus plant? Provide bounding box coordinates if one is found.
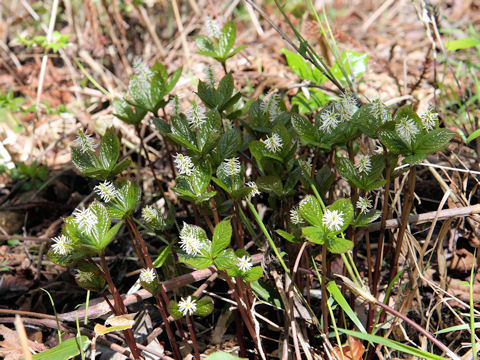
[45,18,455,360]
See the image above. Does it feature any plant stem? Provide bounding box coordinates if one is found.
[186,315,200,360]
[321,244,328,334]
[99,255,142,359]
[125,218,182,360]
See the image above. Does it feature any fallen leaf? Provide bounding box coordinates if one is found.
[332,336,365,360]
[0,324,46,360]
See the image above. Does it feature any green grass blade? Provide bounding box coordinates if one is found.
[326,281,366,333]
[339,328,447,360]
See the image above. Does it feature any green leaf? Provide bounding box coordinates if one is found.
[256,175,283,196]
[153,242,174,268]
[98,128,119,171]
[179,254,213,269]
[292,89,329,114]
[276,229,298,243]
[243,266,263,282]
[166,67,182,94]
[211,220,232,257]
[216,73,234,107]
[98,222,122,251]
[71,147,97,174]
[336,157,362,188]
[445,37,480,51]
[402,153,426,165]
[205,352,247,360]
[414,129,454,154]
[219,21,236,56]
[110,158,130,177]
[466,128,480,144]
[75,271,106,292]
[195,35,217,54]
[31,336,90,360]
[301,226,325,244]
[330,50,369,82]
[378,130,410,155]
[213,129,242,165]
[194,296,214,316]
[214,248,236,270]
[299,195,323,227]
[281,48,317,82]
[354,209,382,227]
[291,113,317,142]
[167,301,184,320]
[197,80,217,108]
[326,235,353,253]
[327,281,366,333]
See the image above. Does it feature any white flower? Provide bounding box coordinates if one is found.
[205,17,220,38]
[178,296,197,316]
[237,255,253,273]
[132,58,152,81]
[396,117,419,143]
[75,271,95,282]
[264,133,283,153]
[174,153,195,176]
[322,209,344,232]
[142,205,158,223]
[338,93,358,122]
[299,158,312,177]
[51,234,74,255]
[356,196,372,214]
[204,66,216,88]
[94,181,117,202]
[261,94,280,121]
[179,222,203,256]
[186,103,207,129]
[73,207,97,234]
[370,99,390,124]
[290,206,303,225]
[246,181,260,197]
[420,104,438,131]
[319,110,340,133]
[221,157,241,176]
[169,95,183,116]
[75,132,97,153]
[140,268,157,284]
[355,155,371,174]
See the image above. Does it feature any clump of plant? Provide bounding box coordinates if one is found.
[42,16,458,360]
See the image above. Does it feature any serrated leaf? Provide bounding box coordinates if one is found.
[337,157,362,188]
[212,220,232,257]
[378,130,410,155]
[256,175,283,196]
[291,113,317,141]
[98,128,119,171]
[299,195,323,227]
[179,254,213,269]
[216,73,234,107]
[214,248,236,269]
[167,301,184,320]
[402,153,426,165]
[71,147,97,174]
[354,209,382,227]
[242,266,263,282]
[195,35,217,54]
[213,129,242,165]
[301,226,325,244]
[219,21,236,56]
[414,129,454,154]
[326,236,354,253]
[195,296,214,316]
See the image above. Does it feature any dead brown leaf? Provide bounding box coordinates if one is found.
[332,336,365,360]
[0,324,45,360]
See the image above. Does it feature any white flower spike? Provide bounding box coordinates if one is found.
[370,99,390,124]
[261,94,280,121]
[75,132,97,153]
[290,206,303,225]
[222,157,241,176]
[94,181,117,202]
[396,117,419,144]
[237,255,253,273]
[420,104,438,131]
[319,110,340,134]
[246,181,260,197]
[264,133,283,153]
[186,103,207,129]
[178,296,197,316]
[51,234,74,255]
[355,155,371,174]
[322,209,344,232]
[140,268,157,284]
[174,153,195,176]
[179,223,203,256]
[205,17,220,38]
[356,196,372,214]
[142,205,159,224]
[73,207,97,234]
